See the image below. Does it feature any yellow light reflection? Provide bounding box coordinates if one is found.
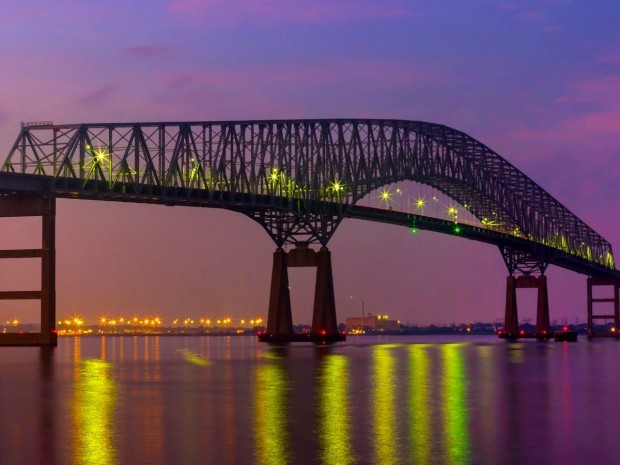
[442,344,470,465]
[179,348,211,366]
[409,345,430,465]
[73,359,117,465]
[319,355,352,465]
[255,358,290,465]
[373,346,398,465]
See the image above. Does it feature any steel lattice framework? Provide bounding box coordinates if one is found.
[1,119,615,273]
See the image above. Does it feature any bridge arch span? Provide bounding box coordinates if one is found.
[2,119,614,267]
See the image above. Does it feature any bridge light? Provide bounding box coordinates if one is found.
[330,179,344,193]
[94,149,108,162]
[415,198,426,209]
[447,206,458,217]
[379,189,392,203]
[410,227,417,235]
[269,168,279,183]
[453,225,461,234]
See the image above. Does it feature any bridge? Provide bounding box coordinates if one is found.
[0,119,617,345]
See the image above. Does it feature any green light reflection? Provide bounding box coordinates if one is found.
[409,345,431,465]
[72,359,117,465]
[442,344,470,465]
[319,354,352,465]
[373,346,398,465]
[255,358,290,465]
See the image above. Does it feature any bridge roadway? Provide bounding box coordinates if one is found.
[0,171,617,280]
[0,119,618,344]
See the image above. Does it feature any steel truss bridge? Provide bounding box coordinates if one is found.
[0,119,618,344]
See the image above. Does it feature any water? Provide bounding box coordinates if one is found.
[1,335,619,465]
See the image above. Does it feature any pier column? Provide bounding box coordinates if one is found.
[504,274,550,338]
[41,196,56,342]
[535,275,550,336]
[504,276,519,337]
[266,248,293,335]
[587,276,620,337]
[0,194,57,346]
[311,247,338,335]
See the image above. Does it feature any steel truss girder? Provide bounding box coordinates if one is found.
[245,207,344,246]
[1,120,614,267]
[500,244,551,276]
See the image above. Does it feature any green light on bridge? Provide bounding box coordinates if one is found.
[453,225,461,234]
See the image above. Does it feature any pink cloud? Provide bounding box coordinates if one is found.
[498,1,562,31]
[556,75,620,106]
[599,52,620,64]
[125,45,169,58]
[167,0,420,26]
[75,84,123,105]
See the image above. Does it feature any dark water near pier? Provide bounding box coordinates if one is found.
[1,335,619,465]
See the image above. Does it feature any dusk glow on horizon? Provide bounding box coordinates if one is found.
[0,0,619,326]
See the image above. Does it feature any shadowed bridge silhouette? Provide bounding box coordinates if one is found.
[0,119,617,344]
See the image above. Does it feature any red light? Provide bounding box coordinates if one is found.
[320,329,326,335]
[519,330,525,335]
[563,326,568,331]
[498,330,503,335]
[257,331,262,336]
[543,330,547,334]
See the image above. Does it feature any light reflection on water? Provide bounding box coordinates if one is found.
[442,344,470,465]
[318,354,352,465]
[72,357,117,465]
[409,344,430,465]
[373,345,398,465]
[255,350,290,465]
[2,335,620,465]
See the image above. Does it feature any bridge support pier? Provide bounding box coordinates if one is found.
[260,245,344,343]
[587,276,620,337]
[503,275,550,338]
[265,248,294,336]
[0,195,56,346]
[312,247,338,336]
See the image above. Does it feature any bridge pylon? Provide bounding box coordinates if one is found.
[260,245,345,344]
[0,194,56,346]
[587,276,620,337]
[500,246,550,339]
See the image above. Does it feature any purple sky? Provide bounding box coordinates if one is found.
[1,0,619,326]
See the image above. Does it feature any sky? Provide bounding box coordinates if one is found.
[0,0,619,326]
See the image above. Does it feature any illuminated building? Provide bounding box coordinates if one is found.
[346,313,400,333]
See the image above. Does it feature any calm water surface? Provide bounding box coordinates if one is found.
[1,335,619,465]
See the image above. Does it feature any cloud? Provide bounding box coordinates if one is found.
[167,0,420,27]
[124,45,169,58]
[74,84,123,105]
[498,1,561,31]
[556,75,620,106]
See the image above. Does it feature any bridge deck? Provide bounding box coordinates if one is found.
[0,171,616,279]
